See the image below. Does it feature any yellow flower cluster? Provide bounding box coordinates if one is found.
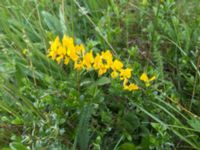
[47,35,156,91]
[47,35,85,66]
[140,73,156,87]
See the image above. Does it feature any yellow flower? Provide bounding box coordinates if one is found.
[48,36,61,59]
[128,83,139,91]
[101,50,113,69]
[83,51,94,70]
[62,35,74,48]
[75,44,85,56]
[61,35,78,62]
[56,55,63,63]
[111,71,118,79]
[93,50,113,76]
[120,68,132,80]
[111,59,123,71]
[110,59,123,79]
[50,36,61,51]
[140,73,148,82]
[140,72,156,87]
[93,54,102,70]
[123,78,139,91]
[69,48,79,62]
[98,66,107,76]
[47,49,58,60]
[123,78,130,90]
[64,57,70,65]
[123,78,128,85]
[57,46,67,56]
[123,85,129,90]
[74,60,84,70]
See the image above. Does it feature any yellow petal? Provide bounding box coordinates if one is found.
[128,83,139,91]
[111,59,123,71]
[140,73,149,82]
[64,57,70,65]
[74,60,84,70]
[98,67,107,76]
[149,76,156,81]
[51,36,61,51]
[93,54,102,70]
[123,85,129,90]
[120,68,132,80]
[83,51,94,70]
[111,71,118,79]
[62,35,74,48]
[75,44,85,55]
[56,55,63,63]
[123,78,128,86]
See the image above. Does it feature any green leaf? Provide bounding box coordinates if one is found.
[2,147,11,150]
[59,6,67,34]
[11,117,23,125]
[95,77,111,86]
[80,78,94,87]
[188,118,200,132]
[122,112,140,132]
[10,142,27,150]
[41,11,63,36]
[118,143,137,150]
[75,105,93,150]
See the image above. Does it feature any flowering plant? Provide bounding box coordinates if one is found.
[47,35,156,91]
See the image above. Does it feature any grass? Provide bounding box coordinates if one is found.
[0,0,200,149]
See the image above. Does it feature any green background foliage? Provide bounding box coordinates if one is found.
[0,0,200,149]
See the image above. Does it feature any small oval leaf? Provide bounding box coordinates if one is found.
[96,77,111,86]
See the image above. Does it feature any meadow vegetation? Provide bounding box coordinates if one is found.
[0,0,200,149]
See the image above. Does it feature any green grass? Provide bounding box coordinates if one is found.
[0,0,200,149]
